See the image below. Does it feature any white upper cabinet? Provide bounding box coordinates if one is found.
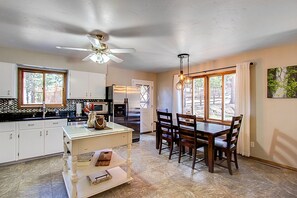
[68,70,106,99]
[68,70,89,99]
[88,72,106,99]
[0,62,16,98]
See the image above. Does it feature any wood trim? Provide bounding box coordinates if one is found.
[184,70,235,125]
[248,156,297,172]
[18,68,67,108]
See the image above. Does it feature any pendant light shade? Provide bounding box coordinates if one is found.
[176,53,190,89]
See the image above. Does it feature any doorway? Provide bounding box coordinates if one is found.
[132,79,154,133]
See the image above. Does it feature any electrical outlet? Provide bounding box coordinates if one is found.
[250,141,255,148]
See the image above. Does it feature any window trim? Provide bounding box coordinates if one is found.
[18,68,67,108]
[184,70,235,124]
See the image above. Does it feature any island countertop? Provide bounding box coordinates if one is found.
[63,122,134,140]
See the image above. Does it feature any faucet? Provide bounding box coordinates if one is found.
[42,101,47,119]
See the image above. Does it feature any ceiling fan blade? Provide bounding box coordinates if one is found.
[107,54,123,63]
[56,46,92,52]
[109,48,136,53]
[82,53,96,61]
[87,34,102,49]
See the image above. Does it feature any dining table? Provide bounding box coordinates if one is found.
[155,120,231,173]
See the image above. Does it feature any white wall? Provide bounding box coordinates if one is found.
[157,43,297,169]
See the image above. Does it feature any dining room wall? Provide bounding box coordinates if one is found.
[156,42,297,169]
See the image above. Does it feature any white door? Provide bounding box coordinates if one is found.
[0,131,16,163]
[19,129,44,159]
[132,79,153,133]
[88,73,106,99]
[44,127,64,155]
[68,70,89,99]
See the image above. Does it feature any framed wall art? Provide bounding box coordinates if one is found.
[267,65,297,98]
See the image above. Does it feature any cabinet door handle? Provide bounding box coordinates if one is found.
[40,131,42,136]
[28,124,34,127]
[9,133,12,140]
[86,92,88,97]
[46,130,48,135]
[7,90,10,95]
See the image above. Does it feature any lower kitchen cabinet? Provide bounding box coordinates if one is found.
[0,119,67,164]
[18,129,44,160]
[44,119,67,155]
[0,122,16,163]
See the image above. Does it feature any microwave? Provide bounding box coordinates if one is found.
[85,102,109,114]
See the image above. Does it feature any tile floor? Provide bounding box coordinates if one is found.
[0,133,297,198]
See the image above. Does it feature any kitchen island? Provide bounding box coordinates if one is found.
[62,122,133,198]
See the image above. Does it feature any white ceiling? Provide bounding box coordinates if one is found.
[1,0,297,72]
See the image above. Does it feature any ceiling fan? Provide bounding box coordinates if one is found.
[56,34,135,64]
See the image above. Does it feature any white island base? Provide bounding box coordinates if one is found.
[63,167,133,198]
[62,122,133,198]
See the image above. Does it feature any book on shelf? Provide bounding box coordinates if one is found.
[87,170,112,185]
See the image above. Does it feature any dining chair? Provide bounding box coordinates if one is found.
[176,113,208,169]
[157,111,177,160]
[156,108,168,113]
[214,114,243,175]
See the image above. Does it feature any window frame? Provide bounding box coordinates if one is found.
[18,68,67,108]
[183,70,235,124]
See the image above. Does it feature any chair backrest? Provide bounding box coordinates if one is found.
[226,114,243,148]
[156,108,168,113]
[176,113,197,145]
[157,111,173,135]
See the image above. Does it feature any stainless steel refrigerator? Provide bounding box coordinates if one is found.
[106,85,140,142]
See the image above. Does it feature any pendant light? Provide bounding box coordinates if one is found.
[184,54,192,84]
[176,53,190,90]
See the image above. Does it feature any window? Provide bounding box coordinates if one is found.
[137,84,150,108]
[182,71,236,123]
[18,68,67,108]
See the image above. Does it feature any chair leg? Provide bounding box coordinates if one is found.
[214,149,217,161]
[169,141,173,160]
[219,150,223,160]
[159,139,162,155]
[189,147,192,156]
[204,146,208,166]
[226,151,232,175]
[234,149,239,169]
[192,148,197,169]
[182,146,185,154]
[178,143,182,163]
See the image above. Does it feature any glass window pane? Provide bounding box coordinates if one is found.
[45,73,64,104]
[23,72,43,104]
[137,84,150,109]
[209,76,222,120]
[183,82,192,114]
[224,73,236,121]
[193,78,204,119]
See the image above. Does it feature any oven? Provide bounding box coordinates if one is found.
[67,117,88,126]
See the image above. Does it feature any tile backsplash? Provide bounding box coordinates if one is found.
[0,98,104,113]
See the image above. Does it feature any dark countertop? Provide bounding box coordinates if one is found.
[0,111,88,122]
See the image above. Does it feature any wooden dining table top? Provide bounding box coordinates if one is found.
[155,119,231,136]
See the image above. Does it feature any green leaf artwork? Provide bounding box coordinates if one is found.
[267,65,297,98]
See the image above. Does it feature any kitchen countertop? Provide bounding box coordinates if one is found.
[63,122,133,140]
[0,112,88,122]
